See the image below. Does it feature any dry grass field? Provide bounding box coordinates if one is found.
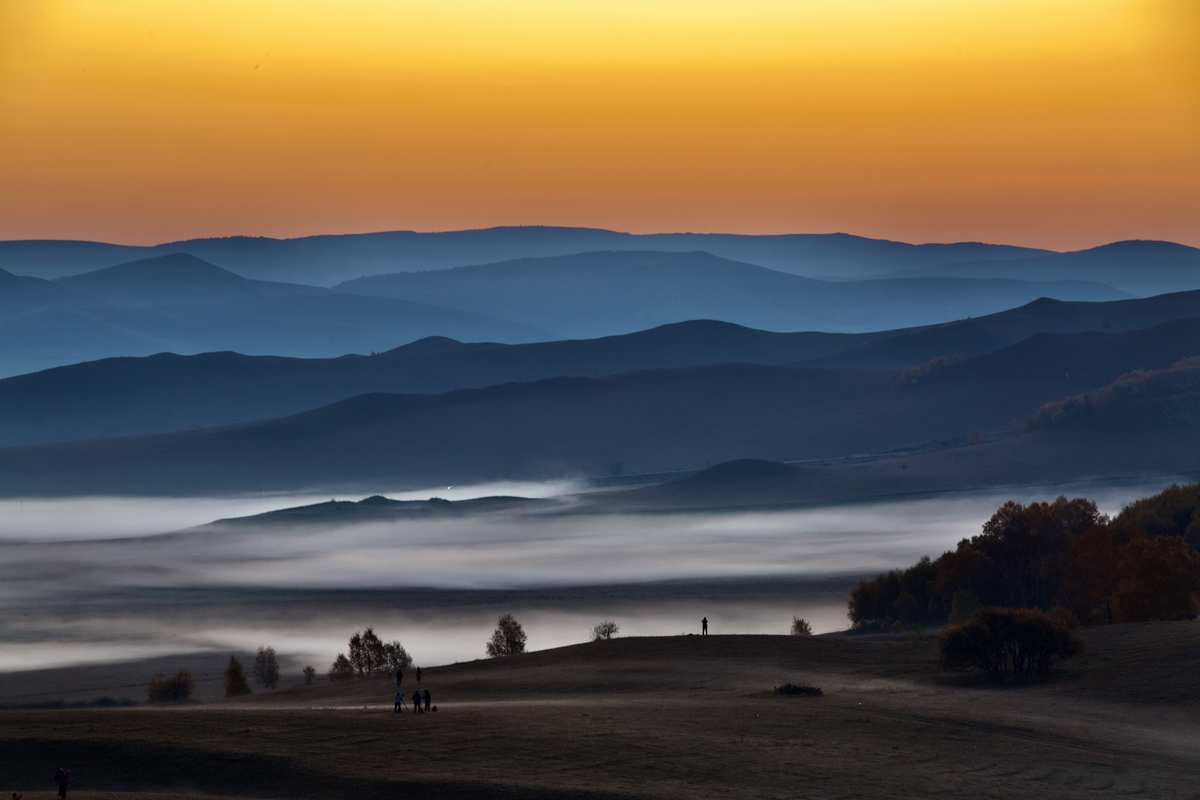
[3,622,1199,799]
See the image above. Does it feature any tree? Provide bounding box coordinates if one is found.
[949,590,981,624]
[253,646,280,689]
[362,627,386,674]
[348,632,366,676]
[329,653,355,681]
[147,671,194,703]
[790,617,813,636]
[592,620,619,641]
[224,656,251,697]
[1112,535,1200,622]
[303,665,316,685]
[383,640,413,671]
[486,613,527,657]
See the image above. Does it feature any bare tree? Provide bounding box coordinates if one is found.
[303,665,316,685]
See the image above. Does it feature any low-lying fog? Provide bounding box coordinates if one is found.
[0,478,1177,700]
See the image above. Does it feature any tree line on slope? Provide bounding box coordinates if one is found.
[849,483,1200,631]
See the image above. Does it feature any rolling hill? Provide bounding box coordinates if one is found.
[0,253,545,377]
[1,290,1197,447]
[0,226,1052,284]
[335,250,1123,337]
[2,305,1196,497]
[901,240,1200,296]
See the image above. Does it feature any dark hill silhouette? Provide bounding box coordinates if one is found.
[335,250,1122,337]
[3,311,1197,497]
[901,240,1200,296]
[1,291,1197,447]
[0,226,1052,284]
[57,253,265,304]
[203,494,546,529]
[817,290,1200,368]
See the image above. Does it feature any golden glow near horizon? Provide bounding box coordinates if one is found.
[1,0,1197,247]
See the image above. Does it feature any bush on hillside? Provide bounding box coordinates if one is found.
[775,683,823,696]
[940,608,1081,682]
[593,620,620,641]
[147,671,194,703]
[303,665,316,685]
[790,617,813,636]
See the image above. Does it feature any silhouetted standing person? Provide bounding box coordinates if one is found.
[395,666,404,689]
[423,688,431,712]
[394,689,404,713]
[416,666,422,684]
[701,616,708,636]
[412,689,423,713]
[54,768,69,800]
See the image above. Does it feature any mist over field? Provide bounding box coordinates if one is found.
[0,479,1173,679]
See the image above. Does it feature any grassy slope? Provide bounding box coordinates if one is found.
[3,624,1199,799]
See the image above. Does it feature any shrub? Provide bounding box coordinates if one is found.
[224,656,251,697]
[147,671,194,703]
[328,653,355,681]
[253,646,280,689]
[790,617,813,636]
[940,608,1081,682]
[303,666,316,685]
[775,683,822,696]
[593,620,619,641]
[486,613,527,657]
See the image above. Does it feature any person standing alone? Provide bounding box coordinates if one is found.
[701,617,708,636]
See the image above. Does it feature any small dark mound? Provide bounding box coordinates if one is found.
[775,683,823,697]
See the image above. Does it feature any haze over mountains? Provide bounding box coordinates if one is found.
[334,250,1123,338]
[0,246,1133,377]
[3,291,1199,449]
[3,227,1197,295]
[1,287,1197,497]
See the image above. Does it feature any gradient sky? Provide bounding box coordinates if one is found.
[1,0,1197,248]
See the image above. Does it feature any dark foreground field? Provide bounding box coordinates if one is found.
[3,623,1200,799]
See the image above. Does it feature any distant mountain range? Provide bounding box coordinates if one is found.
[0,253,545,377]
[0,227,1054,284]
[1,289,1196,496]
[333,250,1125,338]
[899,240,1200,297]
[3,291,1197,448]
[2,227,1197,296]
[0,249,1130,377]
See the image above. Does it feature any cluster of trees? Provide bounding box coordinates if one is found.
[850,486,1200,629]
[147,671,194,703]
[221,646,284,697]
[941,608,1081,682]
[1031,358,1200,432]
[329,628,412,680]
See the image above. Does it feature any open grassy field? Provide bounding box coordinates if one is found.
[3,622,1199,799]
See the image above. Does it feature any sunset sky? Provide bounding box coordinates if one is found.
[1,0,1197,248]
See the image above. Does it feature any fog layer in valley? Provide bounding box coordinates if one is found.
[0,479,1175,693]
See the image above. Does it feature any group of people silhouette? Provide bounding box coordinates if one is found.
[393,666,433,713]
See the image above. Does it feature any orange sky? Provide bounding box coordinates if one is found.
[1,0,1197,248]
